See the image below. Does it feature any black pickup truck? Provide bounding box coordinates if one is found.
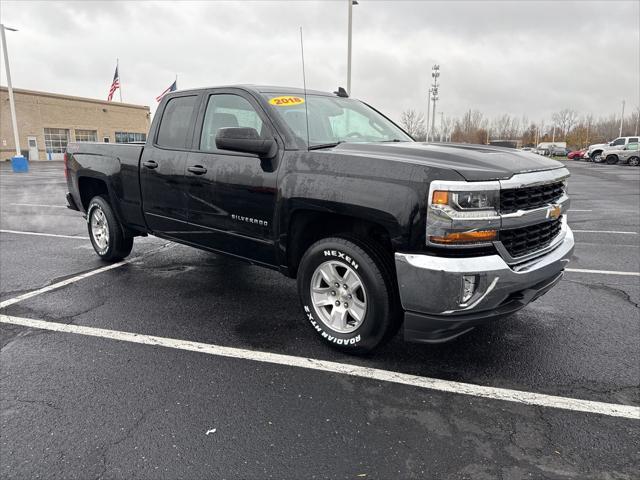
[65,85,574,353]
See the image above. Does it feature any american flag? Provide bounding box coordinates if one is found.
[107,66,120,102]
[156,79,177,102]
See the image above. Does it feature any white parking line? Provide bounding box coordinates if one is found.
[566,268,640,277]
[568,209,592,212]
[1,314,637,420]
[0,242,173,309]
[0,229,89,240]
[572,230,638,235]
[9,203,68,208]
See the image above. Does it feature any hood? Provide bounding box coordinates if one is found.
[589,142,608,151]
[332,142,564,181]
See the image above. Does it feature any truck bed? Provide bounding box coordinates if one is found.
[66,142,146,231]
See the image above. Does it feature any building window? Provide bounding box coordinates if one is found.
[44,128,70,153]
[115,132,147,143]
[75,129,97,142]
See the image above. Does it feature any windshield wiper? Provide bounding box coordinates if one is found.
[380,139,408,142]
[308,141,343,150]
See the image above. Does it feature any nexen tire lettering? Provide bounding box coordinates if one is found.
[303,305,361,345]
[323,249,359,270]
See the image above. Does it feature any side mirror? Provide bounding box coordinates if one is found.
[215,127,276,158]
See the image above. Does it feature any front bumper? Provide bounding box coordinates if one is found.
[395,226,574,343]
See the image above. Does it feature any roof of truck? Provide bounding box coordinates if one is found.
[168,85,340,97]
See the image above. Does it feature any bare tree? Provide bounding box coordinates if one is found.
[552,109,578,139]
[440,115,453,142]
[446,107,633,147]
[400,109,426,140]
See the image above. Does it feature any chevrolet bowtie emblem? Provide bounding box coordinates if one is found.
[548,205,562,220]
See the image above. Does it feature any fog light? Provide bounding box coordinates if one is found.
[462,275,478,303]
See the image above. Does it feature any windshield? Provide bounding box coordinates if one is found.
[264,94,413,147]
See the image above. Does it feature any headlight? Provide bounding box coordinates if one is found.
[431,190,498,215]
[427,183,500,247]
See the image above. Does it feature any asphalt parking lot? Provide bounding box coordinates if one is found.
[1,160,638,479]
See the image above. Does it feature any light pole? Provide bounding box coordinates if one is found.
[430,64,440,142]
[1,23,27,172]
[426,87,431,141]
[619,100,625,137]
[346,0,358,95]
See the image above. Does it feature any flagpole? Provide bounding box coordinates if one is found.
[118,58,123,102]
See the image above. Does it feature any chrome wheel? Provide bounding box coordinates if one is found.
[310,260,367,334]
[90,207,109,253]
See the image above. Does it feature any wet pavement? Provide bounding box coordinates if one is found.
[1,160,638,479]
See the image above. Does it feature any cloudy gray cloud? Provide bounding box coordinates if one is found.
[1,0,638,124]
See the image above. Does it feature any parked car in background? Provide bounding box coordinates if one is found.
[549,146,570,157]
[567,148,587,160]
[537,148,550,156]
[603,142,640,166]
[536,143,568,157]
[587,136,640,162]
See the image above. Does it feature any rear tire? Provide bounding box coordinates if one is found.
[297,236,402,354]
[628,156,640,167]
[87,195,134,262]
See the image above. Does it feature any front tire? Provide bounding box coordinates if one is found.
[591,151,603,163]
[297,237,401,354]
[87,195,134,262]
[605,155,618,165]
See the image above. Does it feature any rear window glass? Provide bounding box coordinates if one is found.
[156,96,198,149]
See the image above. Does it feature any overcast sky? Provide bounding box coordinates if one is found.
[1,0,638,124]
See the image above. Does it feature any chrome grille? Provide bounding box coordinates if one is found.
[500,182,564,213]
[499,219,562,258]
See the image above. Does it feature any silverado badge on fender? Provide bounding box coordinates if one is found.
[231,214,268,227]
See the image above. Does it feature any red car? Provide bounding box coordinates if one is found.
[567,148,587,160]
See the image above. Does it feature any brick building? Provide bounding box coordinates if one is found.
[0,87,150,161]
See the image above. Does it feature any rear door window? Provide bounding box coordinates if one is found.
[156,95,198,149]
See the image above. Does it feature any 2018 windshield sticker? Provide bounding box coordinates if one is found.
[269,96,304,106]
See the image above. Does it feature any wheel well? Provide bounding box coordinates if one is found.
[591,149,602,156]
[286,210,393,278]
[78,177,108,210]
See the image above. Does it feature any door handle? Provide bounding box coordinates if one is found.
[142,160,158,169]
[187,165,208,175]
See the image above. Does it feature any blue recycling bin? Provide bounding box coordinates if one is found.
[11,155,29,173]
